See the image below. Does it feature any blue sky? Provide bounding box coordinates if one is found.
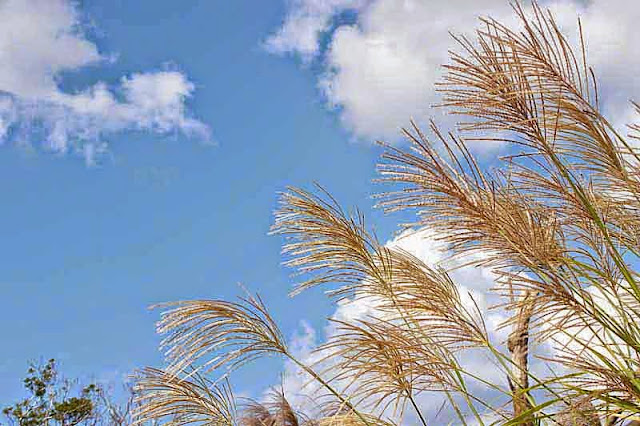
[2,0,640,416]
[0,0,395,403]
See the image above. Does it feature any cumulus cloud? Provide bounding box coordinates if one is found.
[268,0,640,143]
[547,0,640,136]
[276,228,512,423]
[0,0,209,164]
[273,228,627,423]
[320,0,513,141]
[265,0,370,60]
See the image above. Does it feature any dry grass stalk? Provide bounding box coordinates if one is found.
[152,295,288,377]
[506,291,535,425]
[131,367,235,425]
[556,397,601,426]
[238,389,304,426]
[133,2,640,424]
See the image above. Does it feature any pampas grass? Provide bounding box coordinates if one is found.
[132,2,640,425]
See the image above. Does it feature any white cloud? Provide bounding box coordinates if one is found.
[551,0,640,101]
[277,227,512,423]
[0,0,209,164]
[272,228,637,423]
[0,0,101,99]
[269,0,640,144]
[265,0,370,60]
[321,0,512,142]
[547,0,640,139]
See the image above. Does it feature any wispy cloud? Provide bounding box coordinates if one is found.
[0,0,209,164]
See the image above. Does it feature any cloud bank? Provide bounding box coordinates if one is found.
[273,227,590,424]
[276,228,513,423]
[265,1,640,420]
[267,0,640,143]
[0,0,209,164]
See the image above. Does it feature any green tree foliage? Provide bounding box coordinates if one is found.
[3,359,99,426]
[3,359,140,426]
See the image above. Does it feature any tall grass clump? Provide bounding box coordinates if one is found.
[132,2,640,425]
